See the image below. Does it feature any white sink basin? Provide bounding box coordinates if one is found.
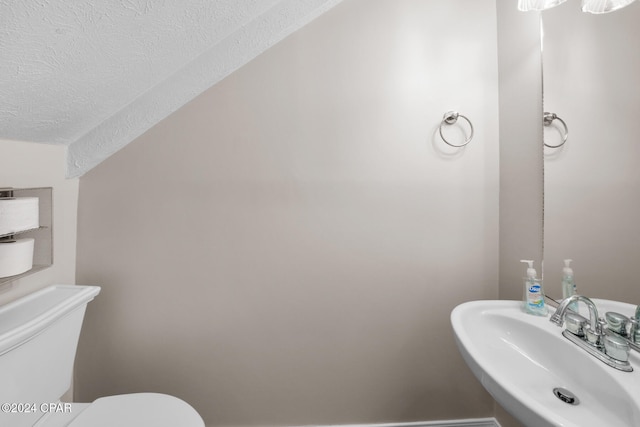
[451,299,640,427]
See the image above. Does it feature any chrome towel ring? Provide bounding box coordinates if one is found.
[543,112,568,148]
[439,111,474,147]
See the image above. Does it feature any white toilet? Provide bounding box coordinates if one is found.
[0,285,205,427]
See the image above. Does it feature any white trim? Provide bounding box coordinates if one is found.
[294,419,500,427]
[204,418,500,427]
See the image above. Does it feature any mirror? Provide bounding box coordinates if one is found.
[542,2,640,302]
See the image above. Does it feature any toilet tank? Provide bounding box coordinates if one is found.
[0,285,100,427]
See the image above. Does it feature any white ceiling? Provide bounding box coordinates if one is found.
[0,0,342,177]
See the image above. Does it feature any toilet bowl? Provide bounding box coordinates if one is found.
[0,285,204,427]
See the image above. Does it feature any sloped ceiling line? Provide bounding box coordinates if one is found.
[0,0,342,178]
[67,0,343,178]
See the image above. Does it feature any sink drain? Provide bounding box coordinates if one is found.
[553,387,580,405]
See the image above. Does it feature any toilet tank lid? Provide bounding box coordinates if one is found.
[0,285,101,355]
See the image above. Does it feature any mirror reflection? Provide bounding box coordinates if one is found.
[542,2,640,302]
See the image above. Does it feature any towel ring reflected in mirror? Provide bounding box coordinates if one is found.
[543,112,568,148]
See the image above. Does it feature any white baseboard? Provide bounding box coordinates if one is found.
[207,418,501,427]
[299,419,500,427]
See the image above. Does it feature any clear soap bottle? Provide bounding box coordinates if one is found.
[520,260,547,316]
[561,259,578,311]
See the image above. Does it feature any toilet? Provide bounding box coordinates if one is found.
[0,285,204,427]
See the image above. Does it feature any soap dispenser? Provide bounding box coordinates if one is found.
[561,259,578,311]
[520,260,547,316]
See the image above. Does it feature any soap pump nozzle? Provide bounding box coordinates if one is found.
[563,259,573,276]
[520,259,537,279]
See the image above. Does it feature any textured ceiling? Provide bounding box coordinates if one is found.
[0,0,342,177]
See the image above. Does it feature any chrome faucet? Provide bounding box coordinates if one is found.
[550,294,632,372]
[550,295,602,340]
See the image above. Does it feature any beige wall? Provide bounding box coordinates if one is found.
[0,139,79,305]
[75,0,500,425]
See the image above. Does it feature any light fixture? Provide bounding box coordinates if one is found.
[519,0,638,12]
[581,0,637,13]
[518,0,567,11]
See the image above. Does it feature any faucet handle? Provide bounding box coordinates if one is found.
[604,334,631,362]
[605,312,630,337]
[565,312,588,337]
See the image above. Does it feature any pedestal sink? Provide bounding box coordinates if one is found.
[451,299,640,427]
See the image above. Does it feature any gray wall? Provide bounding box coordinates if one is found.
[75,0,503,425]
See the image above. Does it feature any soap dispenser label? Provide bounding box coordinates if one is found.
[528,284,544,307]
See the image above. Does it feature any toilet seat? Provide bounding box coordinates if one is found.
[65,393,204,427]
